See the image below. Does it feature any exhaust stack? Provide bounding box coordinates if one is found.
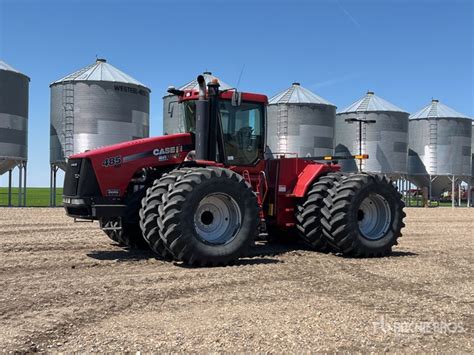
[195,76,210,161]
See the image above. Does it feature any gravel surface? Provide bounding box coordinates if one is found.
[0,207,472,352]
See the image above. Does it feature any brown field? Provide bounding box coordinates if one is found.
[0,207,472,352]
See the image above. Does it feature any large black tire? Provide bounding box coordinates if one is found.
[295,172,345,252]
[140,169,190,259]
[101,188,148,248]
[321,173,406,257]
[158,167,259,266]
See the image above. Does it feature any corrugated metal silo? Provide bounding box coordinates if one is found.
[50,58,150,171]
[0,60,29,174]
[335,91,409,177]
[0,60,29,206]
[407,99,472,198]
[163,72,232,135]
[267,83,336,157]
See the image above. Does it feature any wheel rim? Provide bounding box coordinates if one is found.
[194,193,242,245]
[103,218,120,233]
[357,193,392,240]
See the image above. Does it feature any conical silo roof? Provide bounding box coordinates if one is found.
[409,99,471,119]
[269,83,335,106]
[338,91,407,114]
[50,58,149,90]
[0,59,30,79]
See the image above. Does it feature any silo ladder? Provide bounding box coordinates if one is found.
[63,83,75,158]
[428,120,437,174]
[277,105,289,152]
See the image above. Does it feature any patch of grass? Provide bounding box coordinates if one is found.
[404,196,467,207]
[0,187,63,207]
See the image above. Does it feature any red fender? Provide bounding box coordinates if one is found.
[292,163,339,198]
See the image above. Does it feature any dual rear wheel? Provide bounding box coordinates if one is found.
[297,173,405,257]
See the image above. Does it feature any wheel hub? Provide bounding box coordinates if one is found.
[194,193,242,245]
[200,211,214,225]
[357,193,392,240]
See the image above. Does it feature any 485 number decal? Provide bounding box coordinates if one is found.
[102,156,122,167]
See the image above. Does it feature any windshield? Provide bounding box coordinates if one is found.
[183,100,264,165]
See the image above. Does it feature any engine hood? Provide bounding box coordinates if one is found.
[71,133,193,159]
[69,133,194,197]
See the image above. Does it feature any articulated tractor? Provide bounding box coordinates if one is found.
[63,75,405,266]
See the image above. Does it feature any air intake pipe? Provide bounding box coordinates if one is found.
[195,75,224,163]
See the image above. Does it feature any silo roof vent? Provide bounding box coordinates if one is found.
[269,83,335,106]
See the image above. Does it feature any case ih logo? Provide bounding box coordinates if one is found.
[153,146,183,156]
[121,145,189,164]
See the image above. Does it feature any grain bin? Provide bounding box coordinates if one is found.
[163,72,232,135]
[267,83,336,157]
[49,58,150,205]
[50,58,150,170]
[335,91,409,177]
[0,60,29,206]
[407,99,472,199]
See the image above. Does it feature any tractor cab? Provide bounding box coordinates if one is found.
[167,83,268,167]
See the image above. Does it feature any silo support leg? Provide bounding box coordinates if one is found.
[49,165,59,207]
[451,176,455,208]
[18,164,23,207]
[428,177,432,208]
[53,167,57,207]
[468,183,472,207]
[23,163,27,207]
[50,165,54,207]
[458,183,462,207]
[8,169,12,207]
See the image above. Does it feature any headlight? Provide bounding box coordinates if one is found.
[63,198,85,205]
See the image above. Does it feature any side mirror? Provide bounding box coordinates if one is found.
[231,90,242,107]
[167,86,185,96]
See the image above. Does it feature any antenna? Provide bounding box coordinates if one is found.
[236,64,246,90]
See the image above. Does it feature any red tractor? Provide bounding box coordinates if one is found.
[63,75,405,266]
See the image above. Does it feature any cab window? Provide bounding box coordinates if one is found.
[219,102,263,165]
[182,100,264,166]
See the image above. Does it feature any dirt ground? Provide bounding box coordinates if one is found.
[0,208,472,352]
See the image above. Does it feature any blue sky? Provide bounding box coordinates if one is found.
[0,0,473,187]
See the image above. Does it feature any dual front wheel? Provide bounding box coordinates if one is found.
[140,167,259,266]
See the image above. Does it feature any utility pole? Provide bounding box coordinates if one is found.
[345,118,376,172]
